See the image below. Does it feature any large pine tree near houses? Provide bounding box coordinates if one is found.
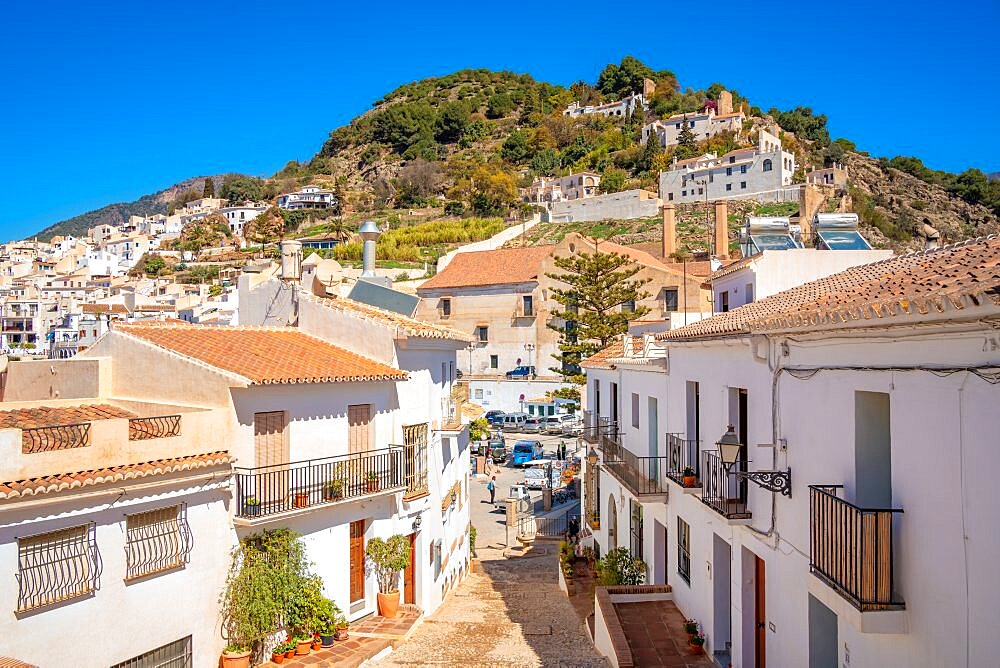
[546,250,650,384]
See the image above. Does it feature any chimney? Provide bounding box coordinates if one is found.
[358,221,381,278]
[280,240,303,282]
[122,288,136,313]
[662,204,677,259]
[713,200,729,259]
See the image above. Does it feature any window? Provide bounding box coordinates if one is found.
[522,295,534,316]
[677,517,691,584]
[125,505,191,580]
[675,123,681,129]
[631,393,640,429]
[668,192,674,201]
[745,283,754,302]
[254,411,288,468]
[439,298,451,317]
[720,291,730,312]
[709,172,714,183]
[347,404,372,453]
[474,388,484,400]
[729,156,736,164]
[477,326,488,342]
[697,188,703,195]
[740,181,747,189]
[664,288,679,312]
[490,354,498,369]
[762,159,773,172]
[622,300,635,313]
[111,636,192,668]
[630,499,644,560]
[741,165,747,174]
[725,184,732,192]
[17,523,99,612]
[726,167,732,176]
[682,190,687,197]
[403,423,429,496]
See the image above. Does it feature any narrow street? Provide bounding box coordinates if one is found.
[373,544,607,667]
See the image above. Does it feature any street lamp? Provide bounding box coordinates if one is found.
[587,448,598,468]
[524,343,536,376]
[715,426,792,497]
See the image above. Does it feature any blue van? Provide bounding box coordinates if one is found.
[511,440,543,466]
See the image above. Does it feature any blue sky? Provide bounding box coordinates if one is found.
[2,0,998,240]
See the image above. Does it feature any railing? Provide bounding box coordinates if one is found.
[598,433,623,462]
[22,423,91,454]
[603,444,670,497]
[810,485,904,611]
[403,442,429,497]
[517,507,578,539]
[700,451,751,520]
[666,433,700,485]
[580,411,617,443]
[235,447,405,519]
[128,415,181,441]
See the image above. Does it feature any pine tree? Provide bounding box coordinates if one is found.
[674,115,698,160]
[639,133,662,174]
[546,250,650,383]
[202,177,215,198]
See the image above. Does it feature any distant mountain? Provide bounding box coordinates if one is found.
[34,175,229,241]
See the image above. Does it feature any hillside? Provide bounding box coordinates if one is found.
[36,174,229,241]
[35,59,998,249]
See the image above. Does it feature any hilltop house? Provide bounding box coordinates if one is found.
[564,92,646,119]
[522,173,601,204]
[278,185,336,210]
[642,108,745,148]
[218,202,268,237]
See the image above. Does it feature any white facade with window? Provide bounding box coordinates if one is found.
[277,185,335,210]
[642,109,745,148]
[219,203,268,236]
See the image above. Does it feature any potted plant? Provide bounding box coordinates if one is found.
[271,643,286,664]
[366,471,380,492]
[295,633,312,655]
[689,630,706,655]
[283,639,296,659]
[682,467,697,487]
[684,619,699,636]
[243,496,261,516]
[323,478,344,501]
[221,644,251,668]
[334,614,350,640]
[312,634,322,651]
[314,596,339,647]
[293,490,310,508]
[366,534,411,618]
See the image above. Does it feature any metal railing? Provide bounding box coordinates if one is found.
[666,433,700,485]
[810,485,904,611]
[516,507,578,540]
[235,446,405,519]
[700,451,751,520]
[22,423,91,454]
[16,523,101,612]
[581,411,617,443]
[403,442,429,497]
[128,415,181,441]
[604,450,671,498]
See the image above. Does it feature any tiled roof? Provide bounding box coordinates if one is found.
[306,294,472,342]
[703,255,758,283]
[0,404,136,430]
[418,246,555,290]
[580,337,643,369]
[0,452,233,500]
[81,303,129,314]
[114,323,409,384]
[134,303,175,312]
[658,236,1000,340]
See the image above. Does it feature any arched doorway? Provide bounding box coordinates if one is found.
[607,494,618,551]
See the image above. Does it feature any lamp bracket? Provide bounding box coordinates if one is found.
[734,468,792,497]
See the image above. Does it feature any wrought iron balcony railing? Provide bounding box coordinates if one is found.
[21,423,91,454]
[235,446,405,519]
[666,433,700,486]
[809,485,904,611]
[581,411,617,443]
[700,451,751,520]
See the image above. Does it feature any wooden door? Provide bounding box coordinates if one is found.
[755,555,766,668]
[348,404,372,454]
[403,533,416,605]
[350,520,365,603]
[254,412,288,505]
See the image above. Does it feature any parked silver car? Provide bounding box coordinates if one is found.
[560,415,583,436]
[521,416,544,433]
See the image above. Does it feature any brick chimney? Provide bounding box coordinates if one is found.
[662,204,677,259]
[714,200,729,259]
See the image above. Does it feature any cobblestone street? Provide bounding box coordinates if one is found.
[373,544,608,668]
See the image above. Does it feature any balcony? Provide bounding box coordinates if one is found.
[665,433,700,490]
[22,423,91,454]
[599,433,669,498]
[700,451,751,521]
[581,410,617,444]
[511,303,536,319]
[809,485,904,613]
[128,415,181,440]
[234,446,406,520]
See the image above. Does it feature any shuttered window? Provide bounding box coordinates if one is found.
[348,404,372,453]
[254,411,288,468]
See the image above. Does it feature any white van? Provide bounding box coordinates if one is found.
[501,412,529,431]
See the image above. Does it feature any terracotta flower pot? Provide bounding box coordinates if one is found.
[689,643,704,655]
[221,650,250,668]
[271,652,285,664]
[312,641,322,651]
[367,479,380,493]
[293,492,310,508]
[296,638,312,655]
[335,628,349,640]
[682,475,697,487]
[377,590,400,618]
[284,649,295,659]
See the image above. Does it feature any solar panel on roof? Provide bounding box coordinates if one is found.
[749,234,799,252]
[816,230,872,251]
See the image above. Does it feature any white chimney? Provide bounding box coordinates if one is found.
[359,221,381,277]
[280,240,303,282]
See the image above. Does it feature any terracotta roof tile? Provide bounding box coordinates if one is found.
[581,337,643,369]
[0,404,136,430]
[81,303,129,314]
[0,451,233,500]
[418,246,555,290]
[658,236,1000,340]
[114,323,408,385]
[703,255,759,283]
[305,294,473,342]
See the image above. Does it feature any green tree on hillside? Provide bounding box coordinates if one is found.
[486,93,514,119]
[546,250,650,383]
[597,56,654,98]
[202,177,215,198]
[638,134,662,175]
[674,116,698,160]
[220,175,266,205]
[599,167,628,194]
[771,106,831,145]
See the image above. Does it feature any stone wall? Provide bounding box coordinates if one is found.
[550,190,661,223]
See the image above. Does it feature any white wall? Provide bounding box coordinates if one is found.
[468,377,566,413]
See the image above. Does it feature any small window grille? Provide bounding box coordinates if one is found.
[110,635,193,668]
[17,523,100,612]
[125,505,192,580]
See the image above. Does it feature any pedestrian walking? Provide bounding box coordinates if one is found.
[487,475,496,505]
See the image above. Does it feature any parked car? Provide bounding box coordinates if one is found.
[485,410,506,426]
[559,415,583,436]
[490,445,508,464]
[500,412,529,432]
[522,416,543,433]
[523,461,561,489]
[511,440,544,466]
[505,365,536,379]
[543,415,577,434]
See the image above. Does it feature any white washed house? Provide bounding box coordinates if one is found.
[580,236,1000,668]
